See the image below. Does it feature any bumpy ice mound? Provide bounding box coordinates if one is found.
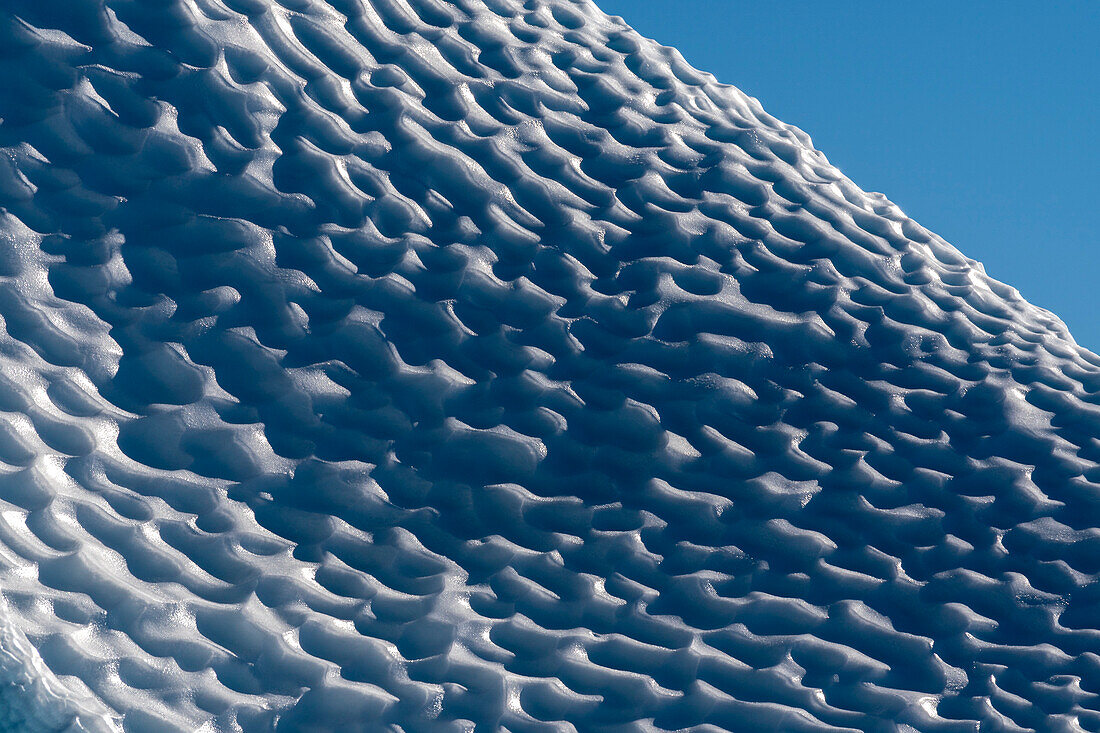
[0,0,1099,730]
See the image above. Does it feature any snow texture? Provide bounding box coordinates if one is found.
[0,0,1097,730]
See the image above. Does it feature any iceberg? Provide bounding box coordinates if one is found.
[0,0,1096,729]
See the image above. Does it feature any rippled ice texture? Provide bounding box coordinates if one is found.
[0,0,1098,730]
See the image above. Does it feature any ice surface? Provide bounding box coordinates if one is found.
[0,0,1098,730]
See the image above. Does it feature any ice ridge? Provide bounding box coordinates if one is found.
[0,0,1099,730]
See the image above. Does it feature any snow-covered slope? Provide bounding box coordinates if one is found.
[0,0,1098,730]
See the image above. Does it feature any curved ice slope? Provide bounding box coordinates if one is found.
[0,0,1099,730]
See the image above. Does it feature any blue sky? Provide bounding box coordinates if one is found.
[597,1,1100,351]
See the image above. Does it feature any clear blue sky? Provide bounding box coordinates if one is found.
[597,0,1100,352]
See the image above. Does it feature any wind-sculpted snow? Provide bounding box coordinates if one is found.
[0,0,1099,730]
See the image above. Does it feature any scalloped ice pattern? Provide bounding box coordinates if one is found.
[0,0,1098,730]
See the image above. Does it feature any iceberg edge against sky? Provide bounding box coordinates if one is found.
[0,0,1097,730]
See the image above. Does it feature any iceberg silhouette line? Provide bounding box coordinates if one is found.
[0,0,1096,730]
